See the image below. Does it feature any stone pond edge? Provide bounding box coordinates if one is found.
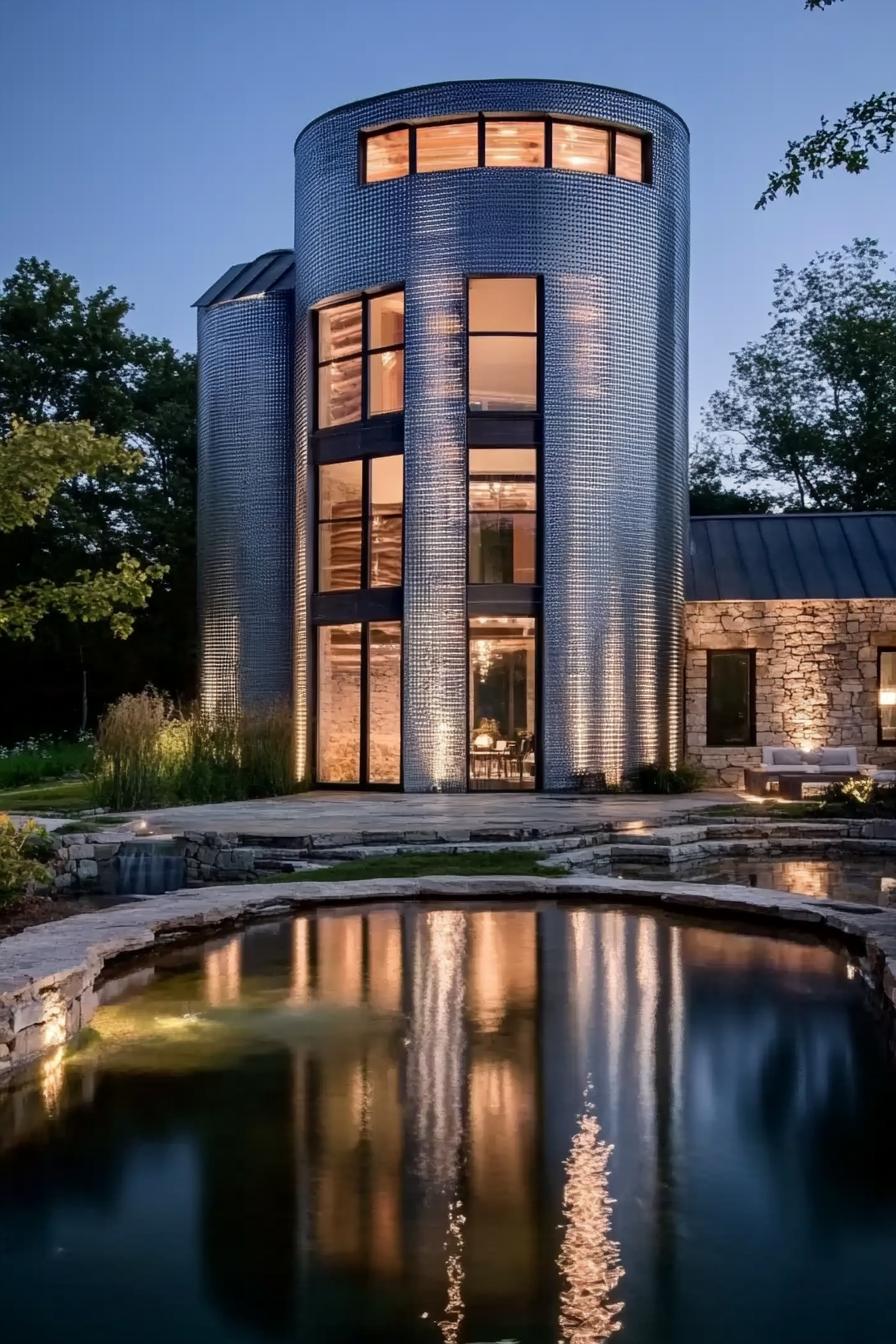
[3,873,896,1078]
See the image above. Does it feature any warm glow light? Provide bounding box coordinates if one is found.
[880,690,896,707]
[557,1081,625,1342]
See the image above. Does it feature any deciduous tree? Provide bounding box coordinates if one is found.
[758,0,896,206]
[692,238,896,511]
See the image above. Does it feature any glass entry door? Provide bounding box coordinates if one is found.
[468,617,537,790]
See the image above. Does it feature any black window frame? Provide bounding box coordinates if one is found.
[313,619,404,790]
[878,647,896,746]
[466,274,543,416]
[314,286,405,432]
[315,452,403,595]
[361,113,652,186]
[706,649,756,748]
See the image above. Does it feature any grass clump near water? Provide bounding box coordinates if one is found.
[92,688,299,811]
[260,851,567,883]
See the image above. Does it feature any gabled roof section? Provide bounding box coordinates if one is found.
[687,513,896,601]
[194,250,294,308]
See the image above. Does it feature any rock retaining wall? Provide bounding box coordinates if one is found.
[5,872,896,1080]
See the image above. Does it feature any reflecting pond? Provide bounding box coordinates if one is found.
[2,903,896,1343]
[674,854,895,905]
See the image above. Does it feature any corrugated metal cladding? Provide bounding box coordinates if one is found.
[196,288,295,715]
[688,513,896,601]
[295,80,690,789]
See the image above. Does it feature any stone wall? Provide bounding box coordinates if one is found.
[50,834,125,893]
[684,599,896,786]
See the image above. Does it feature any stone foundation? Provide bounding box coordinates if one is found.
[684,598,896,785]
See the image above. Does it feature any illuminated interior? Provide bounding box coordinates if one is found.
[316,289,404,429]
[468,616,537,790]
[468,447,537,584]
[362,115,649,184]
[880,649,896,743]
[316,622,401,785]
[468,276,538,411]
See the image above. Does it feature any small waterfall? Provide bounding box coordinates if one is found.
[114,841,186,896]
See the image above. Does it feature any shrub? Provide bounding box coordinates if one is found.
[92,691,297,810]
[819,778,896,817]
[627,759,706,794]
[0,733,94,789]
[0,814,53,899]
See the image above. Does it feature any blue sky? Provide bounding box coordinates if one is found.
[1,0,894,429]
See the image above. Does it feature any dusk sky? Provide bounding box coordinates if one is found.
[2,0,895,430]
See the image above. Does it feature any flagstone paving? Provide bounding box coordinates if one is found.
[134,788,736,839]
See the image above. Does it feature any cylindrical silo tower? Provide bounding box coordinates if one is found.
[195,252,295,715]
[294,80,689,791]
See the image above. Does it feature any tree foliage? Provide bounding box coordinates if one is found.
[0,258,196,735]
[0,417,164,639]
[692,238,896,512]
[758,1,896,206]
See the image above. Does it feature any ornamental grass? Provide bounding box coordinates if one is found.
[92,690,296,810]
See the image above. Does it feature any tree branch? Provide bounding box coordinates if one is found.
[757,93,896,207]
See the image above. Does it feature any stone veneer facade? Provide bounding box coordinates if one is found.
[685,599,896,786]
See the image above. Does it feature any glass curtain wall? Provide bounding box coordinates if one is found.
[468,617,537,790]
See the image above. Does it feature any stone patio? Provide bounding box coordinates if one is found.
[134,788,737,838]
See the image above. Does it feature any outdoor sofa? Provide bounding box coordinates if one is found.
[744,746,861,800]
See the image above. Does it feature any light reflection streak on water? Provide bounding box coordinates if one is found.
[437,1198,466,1344]
[203,936,242,1005]
[636,917,658,1159]
[599,911,627,1131]
[408,909,467,1188]
[558,1083,625,1343]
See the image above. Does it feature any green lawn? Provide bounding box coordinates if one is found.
[0,779,94,815]
[258,851,568,883]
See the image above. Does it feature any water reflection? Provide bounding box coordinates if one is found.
[1,905,896,1344]
[558,1083,624,1342]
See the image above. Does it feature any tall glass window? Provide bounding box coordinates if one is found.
[707,650,755,747]
[316,289,404,429]
[468,617,537,790]
[369,455,404,587]
[317,624,362,783]
[880,649,896,744]
[368,622,402,783]
[318,460,363,591]
[468,277,538,412]
[468,448,536,583]
[316,622,402,785]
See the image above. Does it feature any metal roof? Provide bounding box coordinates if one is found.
[194,250,294,308]
[687,513,896,601]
